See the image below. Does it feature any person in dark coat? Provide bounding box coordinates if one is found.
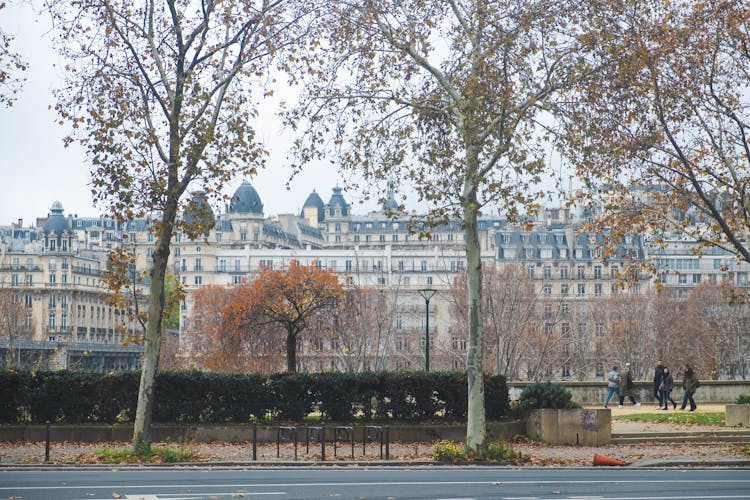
[618,362,640,407]
[681,364,699,411]
[659,366,677,410]
[653,359,666,408]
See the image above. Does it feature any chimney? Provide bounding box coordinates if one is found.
[17,219,22,228]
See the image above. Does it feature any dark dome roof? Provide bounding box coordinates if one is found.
[302,190,325,223]
[43,201,70,235]
[229,181,263,214]
[327,187,349,217]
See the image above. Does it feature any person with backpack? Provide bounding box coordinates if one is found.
[681,364,700,411]
[604,365,621,408]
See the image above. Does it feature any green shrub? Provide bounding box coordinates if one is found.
[518,381,577,410]
[432,439,526,464]
[0,370,511,423]
[736,394,750,404]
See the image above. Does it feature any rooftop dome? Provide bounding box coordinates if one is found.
[229,181,263,214]
[327,187,349,217]
[382,189,399,212]
[43,201,70,235]
[301,190,325,223]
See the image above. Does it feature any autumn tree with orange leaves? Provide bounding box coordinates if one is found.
[184,285,283,373]
[223,263,344,373]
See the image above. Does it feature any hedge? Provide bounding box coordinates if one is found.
[0,370,509,424]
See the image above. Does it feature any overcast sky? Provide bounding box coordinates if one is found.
[0,1,388,228]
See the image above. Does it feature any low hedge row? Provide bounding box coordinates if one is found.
[0,370,509,424]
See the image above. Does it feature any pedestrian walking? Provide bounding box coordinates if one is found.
[681,364,699,411]
[653,359,666,409]
[604,365,620,408]
[618,362,641,407]
[659,366,677,410]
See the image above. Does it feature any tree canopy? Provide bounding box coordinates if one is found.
[562,0,750,269]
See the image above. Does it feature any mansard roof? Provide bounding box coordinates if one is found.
[229,181,263,215]
[42,201,71,236]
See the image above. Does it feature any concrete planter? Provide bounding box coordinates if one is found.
[726,404,750,427]
[526,408,611,446]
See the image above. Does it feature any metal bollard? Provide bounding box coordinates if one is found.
[44,420,50,462]
[252,422,257,461]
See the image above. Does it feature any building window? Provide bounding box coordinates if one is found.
[49,273,56,284]
[194,276,202,285]
[594,283,602,296]
[421,260,427,271]
[218,259,227,272]
[594,265,602,279]
[24,294,32,308]
[577,265,585,279]
[543,266,551,280]
[577,283,585,296]
[48,313,56,330]
[527,266,534,278]
[596,322,604,337]
[560,284,569,296]
[427,276,433,285]
[560,267,569,279]
[232,275,243,284]
[345,260,352,271]
[693,274,701,284]
[379,234,386,242]
[543,284,552,296]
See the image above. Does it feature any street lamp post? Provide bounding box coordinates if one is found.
[417,288,437,371]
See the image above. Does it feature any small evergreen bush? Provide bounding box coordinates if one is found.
[518,381,578,410]
[736,394,750,404]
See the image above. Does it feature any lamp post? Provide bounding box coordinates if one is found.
[417,288,437,371]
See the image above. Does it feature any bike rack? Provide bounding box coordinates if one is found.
[276,426,298,460]
[333,425,355,459]
[305,425,326,461]
[362,425,390,459]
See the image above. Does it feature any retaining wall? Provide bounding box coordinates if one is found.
[509,380,750,405]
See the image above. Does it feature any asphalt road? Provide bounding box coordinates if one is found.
[1,466,750,500]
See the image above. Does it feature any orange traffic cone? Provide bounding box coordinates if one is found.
[593,453,627,466]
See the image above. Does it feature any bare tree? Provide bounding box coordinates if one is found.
[0,286,33,368]
[47,0,310,451]
[288,0,594,451]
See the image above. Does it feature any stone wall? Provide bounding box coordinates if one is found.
[509,380,750,405]
[526,408,611,445]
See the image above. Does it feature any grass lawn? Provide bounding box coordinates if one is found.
[612,411,725,426]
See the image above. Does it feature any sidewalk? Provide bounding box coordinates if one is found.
[1,404,748,467]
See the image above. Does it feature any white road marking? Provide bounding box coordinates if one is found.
[6,478,750,491]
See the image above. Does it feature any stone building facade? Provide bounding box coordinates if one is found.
[2,182,749,376]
